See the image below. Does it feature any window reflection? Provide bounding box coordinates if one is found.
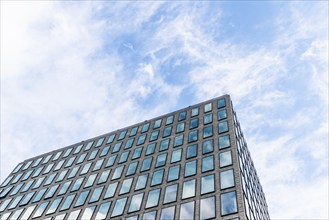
[146,189,161,208]
[96,201,112,219]
[221,191,238,216]
[164,184,178,204]
[104,182,118,199]
[220,169,235,189]
[200,196,216,219]
[219,151,232,167]
[111,197,127,217]
[219,135,230,149]
[128,193,144,213]
[201,174,215,195]
[180,201,195,220]
[218,121,229,133]
[160,206,175,220]
[182,179,195,199]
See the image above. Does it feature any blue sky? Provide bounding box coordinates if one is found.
[1,1,328,219]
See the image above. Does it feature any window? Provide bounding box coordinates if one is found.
[163,184,178,204]
[166,115,174,125]
[111,197,127,217]
[44,173,56,186]
[126,161,138,176]
[112,142,122,153]
[220,169,235,189]
[221,191,238,216]
[54,160,65,171]
[118,130,127,140]
[188,130,198,143]
[160,206,175,220]
[132,147,143,159]
[156,153,167,167]
[204,103,212,112]
[95,137,105,147]
[171,149,182,163]
[125,138,134,149]
[77,153,87,164]
[20,191,35,206]
[107,134,116,144]
[32,157,43,167]
[119,178,133,195]
[141,157,152,172]
[11,183,23,195]
[178,111,187,121]
[96,202,112,219]
[167,165,180,182]
[75,190,90,207]
[162,126,172,138]
[89,186,104,203]
[100,146,110,157]
[13,163,24,173]
[143,211,157,220]
[218,121,229,133]
[200,196,216,219]
[97,169,110,184]
[128,193,144,213]
[63,148,72,158]
[130,126,138,136]
[52,151,62,161]
[218,109,227,120]
[65,157,76,168]
[182,179,196,199]
[21,180,34,192]
[137,134,146,145]
[135,174,148,190]
[106,155,117,167]
[71,177,84,192]
[150,130,159,141]
[185,160,197,177]
[60,194,75,211]
[46,197,62,215]
[146,143,156,155]
[191,107,199,117]
[58,181,72,195]
[176,122,185,133]
[118,151,130,163]
[219,135,230,149]
[93,158,104,171]
[0,198,12,212]
[159,139,170,151]
[217,98,226,108]
[68,210,81,220]
[85,141,94,151]
[22,169,33,181]
[203,125,213,138]
[141,123,150,133]
[202,139,214,154]
[32,188,47,203]
[151,169,164,186]
[202,155,214,172]
[32,201,49,218]
[189,118,199,129]
[20,204,36,219]
[180,201,195,220]
[219,151,232,167]
[8,195,23,209]
[154,119,162,129]
[201,174,215,194]
[112,166,124,180]
[186,144,197,159]
[88,149,99,160]
[104,182,118,199]
[81,205,96,219]
[73,145,83,155]
[174,134,183,147]
[44,184,59,199]
[43,163,54,174]
[203,113,213,124]
[80,162,92,175]
[146,189,161,208]
[68,166,79,179]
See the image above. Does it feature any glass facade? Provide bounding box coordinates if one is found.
[0,95,270,220]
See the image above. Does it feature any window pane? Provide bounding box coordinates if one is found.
[151,169,164,186]
[141,157,152,172]
[32,201,49,218]
[220,169,235,189]
[119,178,133,195]
[141,123,150,133]
[154,119,162,129]
[112,166,124,180]
[201,174,215,195]
[203,113,213,125]
[142,211,157,220]
[10,208,24,219]
[191,107,199,117]
[159,139,170,151]
[20,191,35,206]
[162,126,172,137]
[68,210,81,220]
[176,122,185,133]
[174,134,183,147]
[80,162,92,175]
[21,204,36,219]
[107,134,116,144]
[89,186,104,203]
[188,130,198,143]
[185,160,197,177]
[104,182,118,199]
[219,135,230,149]
[93,159,104,171]
[84,141,94,151]
[75,190,90,207]
[81,205,96,219]
[146,189,161,208]
[189,118,199,129]
[171,149,182,163]
[217,98,226,108]
[217,109,227,120]
[60,194,75,211]
[126,215,138,220]
[146,143,156,155]
[182,179,195,199]
[96,201,112,219]
[71,177,84,192]
[128,193,144,213]
[166,115,174,125]
[130,126,138,136]
[202,155,214,172]
[44,184,59,199]
[167,165,180,182]
[218,121,229,133]
[160,206,175,220]
[32,188,47,203]
[200,196,216,219]
[118,130,127,140]
[46,197,62,214]
[164,184,178,204]
[100,146,110,157]
[125,138,134,149]
[180,201,195,220]
[202,139,214,154]
[132,147,143,159]
[137,134,146,145]
[219,151,232,167]
[150,130,159,141]
[221,191,238,216]
[126,161,138,176]
[58,181,72,195]
[112,142,122,153]
[68,166,79,179]
[203,125,213,138]
[135,174,148,190]
[156,153,167,167]
[88,149,99,160]
[178,111,186,121]
[119,151,130,163]
[204,103,212,112]
[98,169,111,184]
[106,155,117,167]
[186,144,197,159]
[111,197,127,217]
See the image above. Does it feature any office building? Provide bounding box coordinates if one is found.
[0,94,270,220]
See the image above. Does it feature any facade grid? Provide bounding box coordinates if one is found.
[0,94,270,220]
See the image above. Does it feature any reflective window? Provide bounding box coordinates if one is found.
[44,173,56,186]
[54,160,65,171]
[112,166,124,180]
[21,204,36,219]
[10,183,23,195]
[88,149,98,160]
[1,175,13,187]
[118,130,127,140]
[85,141,94,151]
[104,182,118,199]
[96,202,112,219]
[13,163,24,173]
[65,156,76,168]
[32,157,43,167]
[100,146,110,157]
[162,126,172,138]
[80,162,92,175]
[143,211,157,220]
[20,191,35,206]
[191,107,199,117]
[180,201,195,220]
[44,184,59,199]
[125,138,135,149]
[188,130,198,143]
[150,130,159,141]
[96,137,105,147]
[71,177,84,192]
[68,210,81,220]
[75,190,90,207]
[111,197,127,217]
[203,113,213,125]
[201,174,215,194]
[202,139,214,154]
[135,174,148,190]
[178,111,187,121]
[73,145,83,155]
[166,115,174,125]
[171,149,182,163]
[43,163,54,174]
[174,134,183,147]
[63,148,72,158]
[52,151,62,161]
[185,160,197,177]
[219,151,232,167]
[218,109,227,120]
[93,158,104,171]
[220,169,235,189]
[119,178,133,195]
[68,166,80,179]
[32,188,47,203]
[219,135,230,149]
[32,166,43,178]
[176,122,185,133]
[118,151,130,163]
[218,121,229,133]
[204,103,212,112]
[58,181,72,195]
[159,139,170,151]
[56,170,68,182]
[186,144,197,159]
[130,126,138,137]
[141,123,150,133]
[21,180,34,192]
[160,206,175,220]
[60,194,75,211]
[98,169,111,184]
[182,179,195,199]
[200,196,216,219]
[132,147,143,159]
[154,119,162,129]
[137,134,146,145]
[32,201,49,218]
[46,197,62,215]
[112,142,122,153]
[107,134,116,144]
[167,165,180,182]
[141,157,152,172]
[0,198,12,212]
[189,118,199,129]
[126,161,138,176]
[217,98,226,108]
[146,188,161,208]
[81,205,96,219]
[89,186,104,203]
[203,125,213,138]
[146,143,156,155]
[202,155,214,172]
[22,169,33,181]
[77,153,87,164]
[151,169,164,186]
[221,191,238,216]
[105,155,117,167]
[164,184,178,204]
[128,193,144,213]
[155,153,167,167]
[9,208,23,219]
